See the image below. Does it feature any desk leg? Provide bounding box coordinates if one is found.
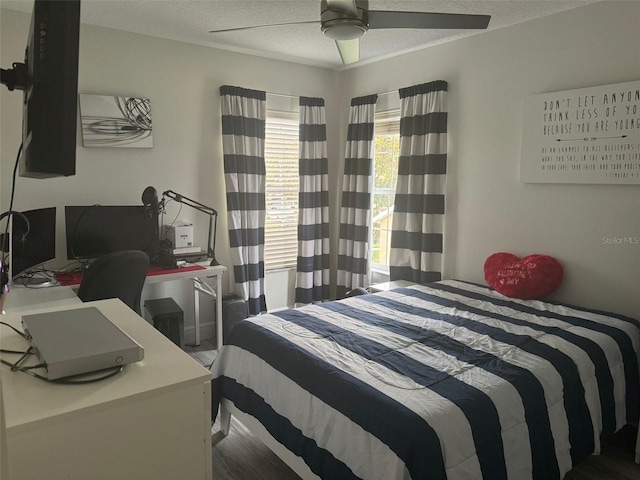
[193,283,201,346]
[191,275,223,349]
[216,274,223,351]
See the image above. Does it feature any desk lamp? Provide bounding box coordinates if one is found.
[142,187,219,266]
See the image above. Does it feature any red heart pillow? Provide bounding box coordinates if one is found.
[484,253,563,299]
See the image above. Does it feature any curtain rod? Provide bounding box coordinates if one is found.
[267,90,398,99]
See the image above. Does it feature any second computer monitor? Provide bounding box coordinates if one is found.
[65,205,158,260]
[11,207,56,279]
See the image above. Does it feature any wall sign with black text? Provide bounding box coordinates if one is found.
[520,80,640,184]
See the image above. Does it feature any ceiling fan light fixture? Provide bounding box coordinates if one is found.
[322,19,367,40]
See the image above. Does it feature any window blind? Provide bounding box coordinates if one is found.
[265,109,299,270]
[375,109,401,134]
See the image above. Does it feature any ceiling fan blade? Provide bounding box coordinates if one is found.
[326,0,358,16]
[209,20,318,34]
[368,11,491,30]
[336,38,359,65]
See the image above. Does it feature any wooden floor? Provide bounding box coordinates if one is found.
[564,425,639,480]
[185,338,218,368]
[211,416,301,480]
[186,342,640,480]
[186,341,300,480]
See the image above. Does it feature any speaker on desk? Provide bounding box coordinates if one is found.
[222,295,248,345]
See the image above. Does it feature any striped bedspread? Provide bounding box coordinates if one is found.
[211,280,640,480]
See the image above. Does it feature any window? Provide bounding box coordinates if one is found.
[371,109,400,274]
[264,109,299,270]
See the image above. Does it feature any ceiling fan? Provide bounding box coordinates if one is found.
[209,0,491,65]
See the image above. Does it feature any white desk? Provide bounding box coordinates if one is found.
[4,285,82,313]
[1,298,213,480]
[141,262,226,349]
[8,261,226,349]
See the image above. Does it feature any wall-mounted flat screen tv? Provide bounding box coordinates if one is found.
[1,0,81,178]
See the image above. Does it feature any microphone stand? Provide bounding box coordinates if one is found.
[161,190,219,266]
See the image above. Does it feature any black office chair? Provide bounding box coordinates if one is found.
[77,250,150,315]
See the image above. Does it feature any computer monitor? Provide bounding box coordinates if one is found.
[11,207,56,282]
[0,0,81,178]
[65,205,158,260]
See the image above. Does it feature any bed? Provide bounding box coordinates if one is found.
[210,280,640,480]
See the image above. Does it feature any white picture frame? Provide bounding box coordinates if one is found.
[79,94,153,148]
[520,80,640,184]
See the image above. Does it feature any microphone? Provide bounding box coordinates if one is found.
[141,186,159,218]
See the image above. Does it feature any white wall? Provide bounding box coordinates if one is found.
[338,1,640,318]
[0,8,340,339]
[2,2,639,326]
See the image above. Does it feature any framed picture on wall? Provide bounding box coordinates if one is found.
[79,94,153,148]
[520,79,640,184]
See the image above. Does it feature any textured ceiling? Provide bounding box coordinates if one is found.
[1,0,602,70]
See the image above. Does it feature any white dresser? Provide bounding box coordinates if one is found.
[368,280,414,292]
[1,298,212,480]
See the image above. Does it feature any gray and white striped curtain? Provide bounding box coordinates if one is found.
[220,85,267,315]
[295,97,330,305]
[336,94,378,299]
[389,80,448,284]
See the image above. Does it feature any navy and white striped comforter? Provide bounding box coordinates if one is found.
[211,280,640,480]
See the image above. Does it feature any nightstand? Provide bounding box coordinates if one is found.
[368,280,414,293]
